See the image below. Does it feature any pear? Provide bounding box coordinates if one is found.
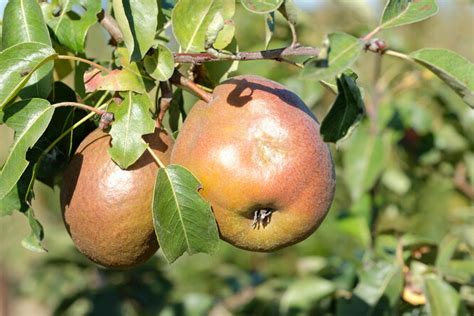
[61,129,173,268]
[171,75,335,251]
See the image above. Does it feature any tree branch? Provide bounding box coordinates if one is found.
[173,45,319,63]
[170,69,213,103]
[157,81,173,127]
[98,10,123,45]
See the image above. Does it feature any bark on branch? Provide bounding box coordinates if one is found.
[173,45,319,63]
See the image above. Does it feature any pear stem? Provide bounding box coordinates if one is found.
[146,146,166,169]
[156,81,173,128]
[56,55,111,74]
[170,69,213,103]
[53,102,106,115]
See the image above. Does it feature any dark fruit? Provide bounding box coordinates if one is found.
[61,129,173,268]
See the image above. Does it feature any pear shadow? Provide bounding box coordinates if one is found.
[224,77,318,122]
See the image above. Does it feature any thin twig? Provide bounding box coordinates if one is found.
[384,49,414,62]
[454,163,474,199]
[53,102,105,115]
[98,10,123,44]
[362,25,382,41]
[173,46,319,64]
[288,23,298,48]
[157,81,173,127]
[56,55,110,73]
[367,54,383,134]
[170,69,213,103]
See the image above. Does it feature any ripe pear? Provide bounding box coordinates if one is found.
[60,129,173,268]
[171,75,336,252]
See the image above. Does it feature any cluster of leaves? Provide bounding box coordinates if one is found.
[0,0,473,314]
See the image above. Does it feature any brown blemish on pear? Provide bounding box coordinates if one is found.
[171,75,336,252]
[61,129,173,268]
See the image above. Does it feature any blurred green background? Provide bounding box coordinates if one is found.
[1,1,473,315]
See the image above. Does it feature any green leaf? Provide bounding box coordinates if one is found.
[0,42,56,109]
[168,89,185,133]
[339,260,403,315]
[84,69,147,94]
[343,125,390,201]
[43,0,102,53]
[172,0,235,52]
[112,0,158,61]
[144,45,175,81]
[2,0,53,99]
[21,208,47,253]
[435,235,459,270]
[108,92,156,169]
[152,164,219,263]
[303,32,363,80]
[2,0,51,48]
[0,165,33,216]
[278,0,297,26]
[264,12,275,49]
[0,99,54,200]
[424,274,465,316]
[85,47,155,93]
[241,0,284,14]
[280,277,335,314]
[380,0,439,29]
[410,48,474,108]
[205,11,225,49]
[320,73,365,143]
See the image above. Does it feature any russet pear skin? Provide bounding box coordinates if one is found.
[61,129,173,268]
[171,75,336,251]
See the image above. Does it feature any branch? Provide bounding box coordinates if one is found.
[157,81,173,127]
[95,12,318,65]
[173,45,319,63]
[170,69,213,103]
[454,163,474,200]
[98,10,123,45]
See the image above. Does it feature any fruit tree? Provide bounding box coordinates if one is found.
[0,0,473,314]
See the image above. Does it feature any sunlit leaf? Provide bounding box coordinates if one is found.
[241,0,283,14]
[144,45,175,81]
[108,92,156,169]
[84,69,147,94]
[303,32,363,80]
[152,164,219,263]
[0,99,54,200]
[2,0,53,99]
[205,11,225,49]
[0,42,56,109]
[112,0,158,61]
[320,73,365,143]
[381,0,439,29]
[43,0,102,53]
[410,48,474,108]
[172,0,235,52]
[424,274,466,316]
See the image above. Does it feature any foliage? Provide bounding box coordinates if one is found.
[0,0,473,315]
